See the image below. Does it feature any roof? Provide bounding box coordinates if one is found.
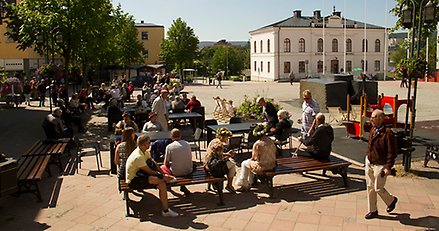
[135,22,163,27]
[251,13,385,33]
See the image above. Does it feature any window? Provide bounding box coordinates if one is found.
[284,39,291,52]
[317,61,323,73]
[362,39,368,52]
[346,60,352,72]
[299,61,306,73]
[254,41,257,53]
[361,60,368,72]
[254,61,257,71]
[260,41,263,53]
[374,60,380,71]
[332,39,338,52]
[267,39,270,53]
[142,49,149,58]
[284,62,291,73]
[299,38,305,52]
[260,61,263,72]
[317,38,323,52]
[346,39,352,52]
[141,32,148,40]
[375,39,380,52]
[267,61,270,73]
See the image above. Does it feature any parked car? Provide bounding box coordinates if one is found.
[130,75,153,87]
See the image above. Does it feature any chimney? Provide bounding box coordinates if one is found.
[333,11,341,17]
[293,10,302,18]
[141,20,144,24]
[313,10,321,19]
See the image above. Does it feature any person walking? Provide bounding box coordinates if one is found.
[289,71,295,85]
[364,109,398,219]
[216,72,223,89]
[38,79,47,107]
[400,68,408,88]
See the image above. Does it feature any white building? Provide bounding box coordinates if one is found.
[249,9,386,81]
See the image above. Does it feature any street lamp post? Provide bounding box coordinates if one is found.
[400,0,436,172]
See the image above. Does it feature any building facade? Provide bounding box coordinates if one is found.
[135,21,164,65]
[249,9,386,81]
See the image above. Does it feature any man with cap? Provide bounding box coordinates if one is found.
[152,89,170,131]
[143,112,163,132]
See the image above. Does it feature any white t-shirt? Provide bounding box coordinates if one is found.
[164,140,193,176]
[302,99,320,132]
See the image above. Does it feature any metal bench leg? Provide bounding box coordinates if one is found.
[424,148,430,167]
[340,167,349,187]
[34,182,43,202]
[215,181,225,206]
[268,177,274,198]
[124,191,132,217]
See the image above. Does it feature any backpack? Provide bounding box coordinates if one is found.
[206,156,228,177]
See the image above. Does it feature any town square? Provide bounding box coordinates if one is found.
[1,0,439,230]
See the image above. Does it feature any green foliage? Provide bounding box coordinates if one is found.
[199,44,249,77]
[160,18,199,78]
[236,95,282,121]
[229,76,242,81]
[394,58,427,79]
[5,0,143,76]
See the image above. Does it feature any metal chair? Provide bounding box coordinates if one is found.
[190,128,203,161]
[74,136,102,173]
[227,135,243,154]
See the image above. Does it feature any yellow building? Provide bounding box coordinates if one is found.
[136,21,164,65]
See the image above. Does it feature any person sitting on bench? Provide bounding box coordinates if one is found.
[160,128,193,195]
[125,134,179,217]
[298,113,334,159]
[235,124,276,191]
[115,112,139,134]
[42,107,72,139]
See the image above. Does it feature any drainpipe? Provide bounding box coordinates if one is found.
[277,27,281,81]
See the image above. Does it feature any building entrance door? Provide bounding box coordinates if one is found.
[331,60,339,74]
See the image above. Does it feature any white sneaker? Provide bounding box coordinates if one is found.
[162,209,179,217]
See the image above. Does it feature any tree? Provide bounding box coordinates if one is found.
[5,0,143,82]
[160,18,199,82]
[210,46,244,76]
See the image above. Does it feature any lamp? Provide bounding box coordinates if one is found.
[423,0,436,24]
[401,4,413,29]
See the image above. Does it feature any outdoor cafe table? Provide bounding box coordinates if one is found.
[109,131,171,174]
[206,122,258,144]
[168,111,202,130]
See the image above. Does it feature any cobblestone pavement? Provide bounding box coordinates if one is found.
[1,80,439,230]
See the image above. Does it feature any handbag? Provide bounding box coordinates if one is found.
[207,156,229,177]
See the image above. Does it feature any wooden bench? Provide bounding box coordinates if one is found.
[119,166,227,217]
[257,155,351,197]
[16,139,69,201]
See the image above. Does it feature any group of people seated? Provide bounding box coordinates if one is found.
[114,108,334,217]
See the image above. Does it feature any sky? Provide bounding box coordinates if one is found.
[111,0,399,41]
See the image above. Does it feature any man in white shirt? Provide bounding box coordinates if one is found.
[152,90,170,131]
[161,129,193,195]
[301,89,320,137]
[125,135,179,217]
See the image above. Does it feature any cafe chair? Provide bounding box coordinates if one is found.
[74,136,103,173]
[273,127,292,153]
[229,117,243,124]
[203,119,218,146]
[241,131,258,152]
[190,128,203,161]
[227,135,243,154]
